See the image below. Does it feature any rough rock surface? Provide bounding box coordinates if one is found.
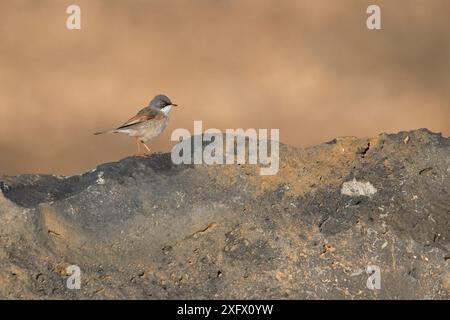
[0,129,449,299]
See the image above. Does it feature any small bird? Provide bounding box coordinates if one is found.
[94,94,178,155]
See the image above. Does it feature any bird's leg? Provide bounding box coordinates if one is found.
[135,137,142,155]
[142,142,151,154]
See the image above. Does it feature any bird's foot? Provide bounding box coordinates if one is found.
[137,151,153,157]
[137,152,150,157]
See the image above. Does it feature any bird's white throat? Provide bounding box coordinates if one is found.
[160,105,173,116]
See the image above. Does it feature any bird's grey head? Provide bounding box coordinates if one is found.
[149,94,177,110]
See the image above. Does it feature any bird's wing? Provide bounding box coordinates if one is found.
[116,108,162,130]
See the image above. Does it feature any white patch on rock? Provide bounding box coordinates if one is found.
[350,268,364,277]
[341,178,377,197]
[96,171,105,185]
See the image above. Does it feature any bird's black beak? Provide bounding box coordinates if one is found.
[172,103,179,107]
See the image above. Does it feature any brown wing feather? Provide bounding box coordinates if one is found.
[116,107,160,130]
[116,114,153,129]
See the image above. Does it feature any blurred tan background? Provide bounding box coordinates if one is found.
[0,0,449,175]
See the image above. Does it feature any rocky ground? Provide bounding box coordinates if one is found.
[0,128,449,299]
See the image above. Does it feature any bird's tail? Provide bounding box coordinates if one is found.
[93,129,116,135]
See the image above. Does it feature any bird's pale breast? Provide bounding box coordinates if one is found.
[131,117,169,142]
